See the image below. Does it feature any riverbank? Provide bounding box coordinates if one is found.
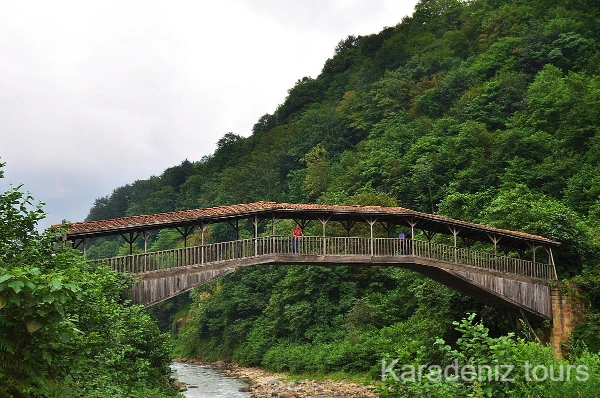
[174,358,379,397]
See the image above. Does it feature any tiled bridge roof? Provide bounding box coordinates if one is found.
[56,201,559,250]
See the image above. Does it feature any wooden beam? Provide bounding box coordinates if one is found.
[526,242,538,264]
[139,230,154,253]
[364,217,377,256]
[422,230,436,241]
[120,232,140,255]
[487,234,502,256]
[461,237,476,248]
[271,213,277,255]
[318,216,330,255]
[176,225,195,248]
[339,220,356,237]
[198,222,210,265]
[380,221,395,238]
[293,219,311,231]
[251,215,259,256]
[448,226,461,263]
[547,247,558,279]
[499,244,513,257]
[227,219,240,240]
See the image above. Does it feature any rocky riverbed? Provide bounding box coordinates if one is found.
[174,358,379,398]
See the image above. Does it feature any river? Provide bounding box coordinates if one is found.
[170,362,251,398]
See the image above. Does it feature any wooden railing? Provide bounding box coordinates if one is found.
[88,236,556,280]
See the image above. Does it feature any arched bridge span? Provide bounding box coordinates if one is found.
[57,201,560,325]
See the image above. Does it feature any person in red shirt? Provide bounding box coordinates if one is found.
[292,224,303,253]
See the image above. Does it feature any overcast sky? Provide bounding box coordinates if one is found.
[1,0,419,230]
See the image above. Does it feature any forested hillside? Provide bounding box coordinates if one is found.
[85,0,600,394]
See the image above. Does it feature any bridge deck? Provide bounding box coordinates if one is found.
[90,236,556,281]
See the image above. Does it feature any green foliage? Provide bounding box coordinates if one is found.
[0,165,178,397]
[300,144,331,201]
[478,184,593,277]
[378,314,600,398]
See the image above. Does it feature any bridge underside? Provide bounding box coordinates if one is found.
[131,254,551,324]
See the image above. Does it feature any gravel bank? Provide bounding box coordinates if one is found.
[174,358,379,397]
[224,363,379,398]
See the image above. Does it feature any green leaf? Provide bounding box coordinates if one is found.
[48,278,63,292]
[63,283,81,293]
[7,280,24,293]
[0,294,7,309]
[41,294,55,303]
[58,331,74,343]
[53,302,65,317]
[0,274,12,284]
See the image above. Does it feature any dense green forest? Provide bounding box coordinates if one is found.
[82,0,600,396]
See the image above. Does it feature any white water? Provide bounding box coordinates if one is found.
[170,362,251,398]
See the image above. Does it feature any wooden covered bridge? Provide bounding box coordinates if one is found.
[58,201,561,327]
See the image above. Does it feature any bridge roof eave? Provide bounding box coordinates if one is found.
[55,201,560,249]
[277,209,559,249]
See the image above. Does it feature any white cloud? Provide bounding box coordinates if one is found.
[0,0,418,229]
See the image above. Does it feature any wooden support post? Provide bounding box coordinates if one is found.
[499,244,512,256]
[381,221,395,238]
[448,226,460,263]
[72,237,92,258]
[460,237,476,248]
[176,225,195,248]
[408,220,417,255]
[365,217,377,256]
[487,234,501,256]
[120,232,139,256]
[547,247,558,279]
[271,213,277,254]
[423,230,436,257]
[529,244,539,278]
[340,220,356,237]
[318,216,330,255]
[72,238,93,259]
[199,222,209,265]
[423,230,436,241]
[461,237,476,266]
[139,230,153,253]
[251,215,259,256]
[526,242,538,268]
[139,230,153,272]
[227,219,240,240]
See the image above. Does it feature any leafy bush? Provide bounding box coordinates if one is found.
[377,314,600,398]
[0,164,179,397]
